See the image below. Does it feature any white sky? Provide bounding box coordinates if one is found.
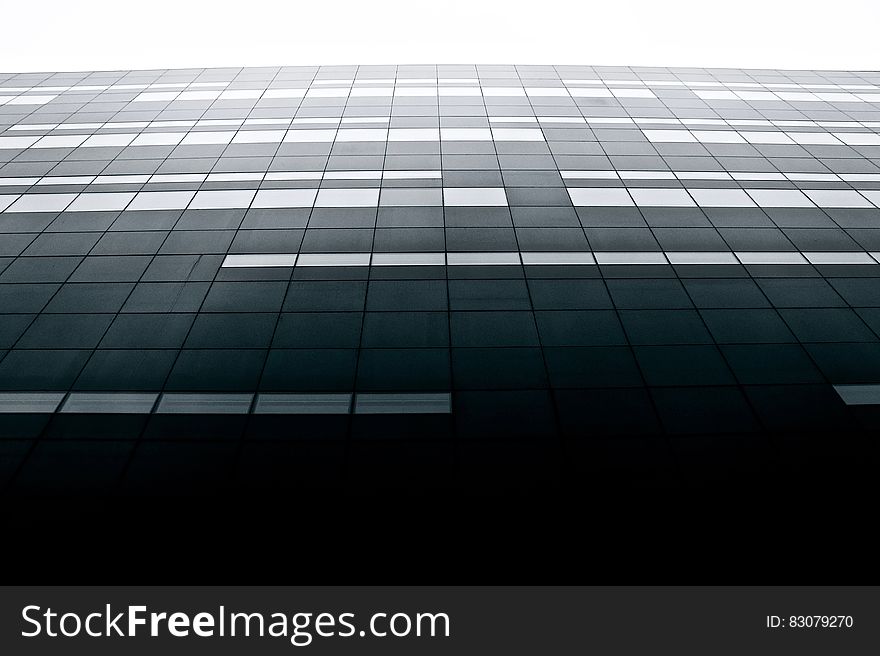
[2,0,878,73]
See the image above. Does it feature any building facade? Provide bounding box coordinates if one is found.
[1,65,879,496]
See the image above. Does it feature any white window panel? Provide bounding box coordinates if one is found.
[561,171,619,179]
[305,88,350,98]
[745,189,815,207]
[180,131,234,145]
[491,128,545,141]
[666,252,738,264]
[694,89,739,100]
[803,190,874,208]
[218,89,263,100]
[149,174,204,183]
[438,87,482,96]
[127,190,195,211]
[619,171,675,180]
[440,128,492,141]
[642,130,697,143]
[189,189,256,209]
[133,91,179,102]
[612,89,655,98]
[0,195,20,211]
[0,135,41,149]
[371,253,446,266]
[859,190,880,207]
[9,95,55,105]
[322,172,380,182]
[857,94,880,102]
[629,188,695,207]
[131,132,185,146]
[37,176,93,185]
[394,87,437,96]
[6,193,76,212]
[443,187,508,206]
[735,91,779,101]
[787,132,842,145]
[94,175,150,184]
[388,128,440,141]
[482,87,526,97]
[263,88,306,98]
[65,192,135,212]
[231,130,285,144]
[594,252,666,265]
[284,129,337,142]
[222,254,297,267]
[32,134,89,148]
[833,132,880,146]
[689,188,756,207]
[251,189,317,208]
[382,170,441,179]
[0,392,65,413]
[314,188,380,207]
[349,87,394,97]
[297,253,371,266]
[521,252,595,265]
[335,129,388,142]
[81,133,137,147]
[206,173,263,183]
[568,88,612,97]
[525,88,570,97]
[176,90,221,101]
[447,252,520,265]
[776,92,821,102]
[804,252,875,264]
[735,252,808,265]
[740,131,795,144]
[567,187,634,206]
[692,130,746,144]
[816,93,861,103]
[379,188,442,206]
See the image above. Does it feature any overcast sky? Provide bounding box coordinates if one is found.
[2,0,878,73]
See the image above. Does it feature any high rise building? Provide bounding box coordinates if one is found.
[2,64,879,499]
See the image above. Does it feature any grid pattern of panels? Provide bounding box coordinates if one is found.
[2,64,880,494]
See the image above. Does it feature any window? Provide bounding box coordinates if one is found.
[491,128,545,141]
[567,187,634,206]
[254,393,352,414]
[443,187,508,206]
[388,128,440,141]
[688,188,756,207]
[127,190,195,211]
[180,131,234,145]
[6,193,76,212]
[745,189,815,207]
[440,128,492,141]
[156,393,253,414]
[643,130,697,143]
[283,129,337,142]
[354,393,452,414]
[131,132,185,146]
[32,134,88,148]
[314,188,380,207]
[251,189,317,208]
[81,133,136,147]
[629,188,696,207]
[65,192,135,212]
[380,188,443,207]
[60,392,158,414]
[222,254,297,267]
[232,130,286,144]
[188,189,256,209]
[803,189,873,208]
